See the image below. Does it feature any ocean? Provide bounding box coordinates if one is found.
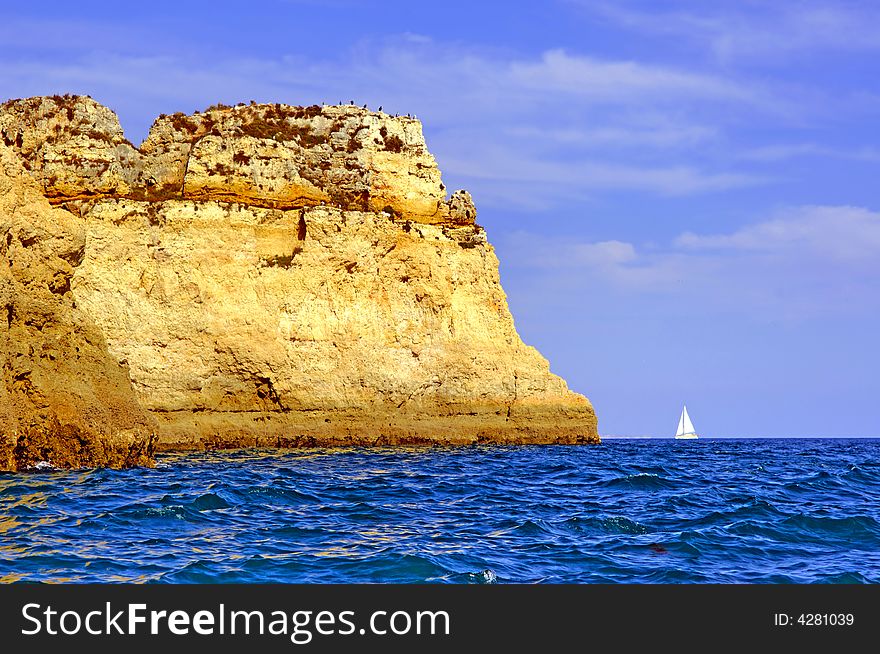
[1,439,878,583]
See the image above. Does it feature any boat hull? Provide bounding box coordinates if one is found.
[674,433,699,440]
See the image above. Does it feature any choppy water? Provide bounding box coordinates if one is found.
[1,439,879,583]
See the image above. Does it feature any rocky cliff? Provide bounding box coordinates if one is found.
[0,95,597,469]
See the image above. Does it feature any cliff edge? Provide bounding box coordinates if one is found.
[0,95,598,469]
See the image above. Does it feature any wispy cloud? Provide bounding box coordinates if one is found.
[508,49,757,102]
[507,124,718,149]
[738,143,880,163]
[504,205,880,317]
[0,33,776,204]
[579,1,880,61]
[437,140,766,200]
[676,205,880,263]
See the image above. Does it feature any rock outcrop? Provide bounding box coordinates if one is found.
[0,130,155,472]
[0,95,598,468]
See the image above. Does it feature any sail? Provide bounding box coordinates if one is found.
[675,410,686,436]
[682,406,695,434]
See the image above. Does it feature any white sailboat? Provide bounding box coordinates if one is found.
[674,405,699,439]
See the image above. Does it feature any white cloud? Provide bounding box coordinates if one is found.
[0,35,773,204]
[436,141,765,199]
[739,143,880,163]
[580,1,880,60]
[508,49,756,102]
[507,232,637,269]
[503,205,880,317]
[676,205,880,263]
[507,124,718,149]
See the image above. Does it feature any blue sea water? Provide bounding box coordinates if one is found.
[1,439,879,583]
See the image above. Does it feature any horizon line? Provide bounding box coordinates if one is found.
[600,435,880,440]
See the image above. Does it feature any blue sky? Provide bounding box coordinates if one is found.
[2,0,878,436]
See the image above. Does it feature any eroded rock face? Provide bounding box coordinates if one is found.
[0,95,598,459]
[0,96,472,222]
[0,139,155,471]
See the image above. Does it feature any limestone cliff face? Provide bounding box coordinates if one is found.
[0,134,155,471]
[0,95,597,463]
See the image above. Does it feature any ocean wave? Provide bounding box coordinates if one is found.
[562,516,650,535]
[681,500,784,529]
[438,569,500,584]
[233,486,321,504]
[601,473,679,490]
[2,438,878,583]
[189,493,231,511]
[782,514,880,539]
[113,504,191,521]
